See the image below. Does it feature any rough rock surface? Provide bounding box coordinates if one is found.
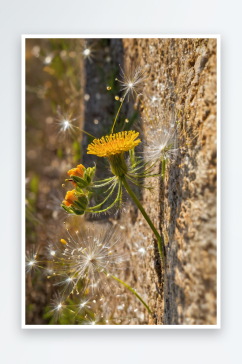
[122,38,217,325]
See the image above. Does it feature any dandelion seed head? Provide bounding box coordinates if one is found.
[25,248,39,273]
[49,224,128,294]
[63,120,70,130]
[50,293,66,320]
[82,41,95,63]
[145,123,178,164]
[44,55,52,64]
[116,64,148,100]
[55,108,78,139]
[83,48,90,56]
[57,118,74,136]
[27,261,35,269]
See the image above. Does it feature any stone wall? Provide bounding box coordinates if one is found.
[122,38,217,325]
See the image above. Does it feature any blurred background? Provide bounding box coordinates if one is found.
[25,38,145,325]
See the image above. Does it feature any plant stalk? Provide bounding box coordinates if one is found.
[121,176,164,261]
[108,273,152,314]
[162,159,166,180]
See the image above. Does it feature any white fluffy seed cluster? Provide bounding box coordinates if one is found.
[145,124,178,164]
[49,224,128,294]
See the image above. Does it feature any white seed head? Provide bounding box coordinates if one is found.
[55,108,78,139]
[49,224,128,294]
[117,64,148,100]
[145,123,178,164]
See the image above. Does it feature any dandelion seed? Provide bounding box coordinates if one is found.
[54,273,76,291]
[116,65,148,100]
[55,109,78,139]
[83,48,90,56]
[44,55,53,65]
[75,298,92,315]
[25,248,39,273]
[79,314,102,326]
[82,41,95,63]
[49,293,66,320]
[31,45,40,57]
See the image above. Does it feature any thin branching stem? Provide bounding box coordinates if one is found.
[121,175,164,261]
[162,159,166,180]
[104,272,152,314]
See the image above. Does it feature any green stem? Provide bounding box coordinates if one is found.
[111,90,128,133]
[108,273,152,314]
[121,176,164,261]
[162,159,166,180]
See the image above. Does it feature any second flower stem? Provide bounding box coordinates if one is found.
[109,273,152,314]
[121,176,164,261]
[162,159,166,180]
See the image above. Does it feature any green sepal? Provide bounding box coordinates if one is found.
[70,166,96,189]
[71,175,88,188]
[61,204,74,214]
[74,194,88,210]
[71,207,85,215]
[86,166,96,180]
[77,194,88,206]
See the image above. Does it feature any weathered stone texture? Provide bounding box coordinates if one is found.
[122,38,217,325]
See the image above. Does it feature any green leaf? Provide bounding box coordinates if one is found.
[30,174,39,195]
[57,148,63,159]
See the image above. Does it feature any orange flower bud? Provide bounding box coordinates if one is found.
[67,164,85,178]
[62,190,78,207]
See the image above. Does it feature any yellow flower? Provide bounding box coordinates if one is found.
[87,131,141,158]
[62,190,78,207]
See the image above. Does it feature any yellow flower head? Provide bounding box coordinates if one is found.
[87,131,141,158]
[62,190,77,207]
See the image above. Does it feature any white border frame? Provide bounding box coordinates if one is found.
[22,34,221,329]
